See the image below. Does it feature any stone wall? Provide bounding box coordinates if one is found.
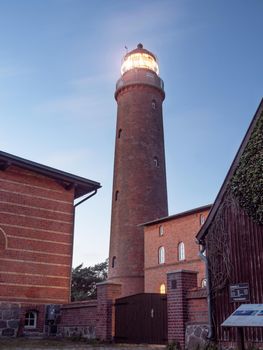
[185,324,209,350]
[0,303,20,337]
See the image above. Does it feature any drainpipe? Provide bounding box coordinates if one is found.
[74,189,98,208]
[198,239,215,340]
[68,189,98,302]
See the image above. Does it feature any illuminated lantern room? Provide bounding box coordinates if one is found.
[121,43,159,76]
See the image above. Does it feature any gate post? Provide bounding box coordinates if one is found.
[167,270,197,349]
[96,281,122,342]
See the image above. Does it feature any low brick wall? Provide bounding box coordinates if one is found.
[0,302,20,337]
[186,288,208,324]
[185,288,209,350]
[57,300,97,339]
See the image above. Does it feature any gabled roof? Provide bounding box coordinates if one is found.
[196,98,263,242]
[141,204,212,227]
[0,150,101,199]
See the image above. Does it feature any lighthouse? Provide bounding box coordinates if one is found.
[108,44,168,297]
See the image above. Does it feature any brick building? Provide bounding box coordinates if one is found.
[0,150,100,305]
[143,204,211,294]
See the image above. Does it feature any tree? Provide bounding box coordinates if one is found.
[71,259,108,301]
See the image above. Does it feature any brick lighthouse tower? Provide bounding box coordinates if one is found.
[108,44,168,297]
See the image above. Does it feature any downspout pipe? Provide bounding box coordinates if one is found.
[74,189,98,208]
[198,239,215,340]
[69,189,98,301]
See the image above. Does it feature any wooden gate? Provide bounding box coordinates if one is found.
[115,293,167,344]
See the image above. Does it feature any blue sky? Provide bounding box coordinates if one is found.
[1,0,262,267]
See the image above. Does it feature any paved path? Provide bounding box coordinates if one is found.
[0,339,166,350]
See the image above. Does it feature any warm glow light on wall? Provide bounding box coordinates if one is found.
[121,53,159,75]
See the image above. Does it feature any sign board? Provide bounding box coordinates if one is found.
[229,283,250,302]
[222,304,263,328]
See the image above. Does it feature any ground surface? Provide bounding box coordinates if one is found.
[0,338,166,350]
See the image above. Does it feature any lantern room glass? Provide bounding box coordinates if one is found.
[121,53,159,75]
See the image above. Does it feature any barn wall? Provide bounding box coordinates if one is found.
[207,191,263,345]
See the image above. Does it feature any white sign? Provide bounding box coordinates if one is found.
[222,304,263,327]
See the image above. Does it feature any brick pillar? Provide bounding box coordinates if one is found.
[96,281,122,341]
[167,270,198,349]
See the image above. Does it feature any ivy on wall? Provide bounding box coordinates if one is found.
[230,111,263,225]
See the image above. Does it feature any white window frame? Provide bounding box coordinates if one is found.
[178,242,185,261]
[24,311,37,329]
[201,278,207,288]
[200,214,205,225]
[158,246,165,264]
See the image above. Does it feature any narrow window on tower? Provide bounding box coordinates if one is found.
[152,99,157,110]
[153,157,159,167]
[115,191,119,201]
[158,246,165,264]
[112,256,116,268]
[118,129,122,138]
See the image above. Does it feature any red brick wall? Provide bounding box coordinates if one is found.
[59,301,97,328]
[186,288,208,324]
[0,165,74,304]
[145,208,210,293]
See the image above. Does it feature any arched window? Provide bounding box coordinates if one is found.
[178,242,185,261]
[200,214,205,226]
[112,256,116,268]
[159,225,164,236]
[152,99,157,110]
[115,191,119,201]
[160,283,166,294]
[201,278,207,288]
[158,246,165,264]
[24,311,37,329]
[0,228,7,251]
[118,129,122,138]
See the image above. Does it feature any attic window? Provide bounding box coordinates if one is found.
[159,225,164,236]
